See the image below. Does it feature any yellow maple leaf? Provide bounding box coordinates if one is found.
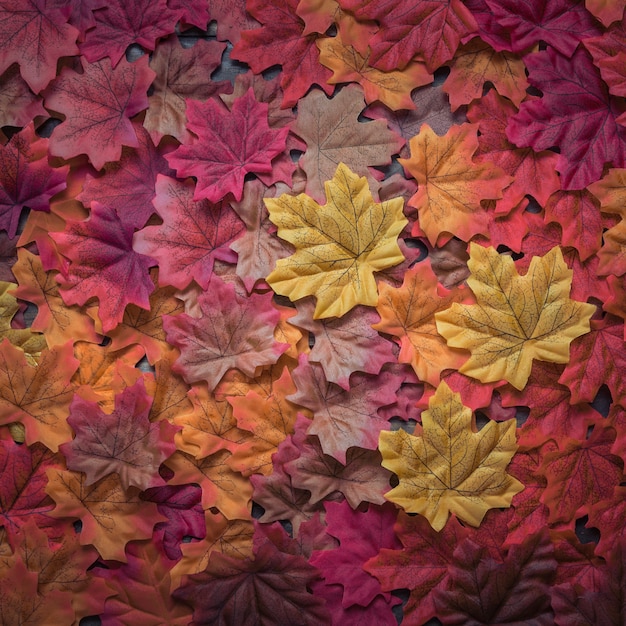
[266,162,407,319]
[379,380,522,531]
[435,244,596,390]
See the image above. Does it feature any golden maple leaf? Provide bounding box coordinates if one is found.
[379,380,522,531]
[435,244,596,390]
[265,162,407,319]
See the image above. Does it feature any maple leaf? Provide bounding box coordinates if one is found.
[587,485,626,558]
[379,380,522,531]
[43,55,155,171]
[310,501,400,608]
[51,201,155,333]
[45,469,165,562]
[341,0,477,72]
[165,88,288,203]
[266,162,407,319]
[585,0,626,25]
[435,244,596,390]
[11,249,100,348]
[168,0,209,29]
[133,176,244,290]
[316,34,432,111]
[0,556,74,625]
[291,85,403,204]
[163,276,287,391]
[484,0,601,56]
[433,531,556,624]
[0,65,46,128]
[289,297,395,389]
[148,354,193,424]
[61,379,177,491]
[77,122,175,230]
[374,259,468,387]
[364,512,468,624]
[144,36,230,144]
[230,0,333,108]
[173,542,330,625]
[79,0,179,67]
[0,123,67,239]
[506,47,626,190]
[209,0,259,43]
[539,425,623,524]
[443,37,528,110]
[399,123,512,245]
[97,541,192,626]
[0,0,79,92]
[0,340,77,451]
[288,355,398,463]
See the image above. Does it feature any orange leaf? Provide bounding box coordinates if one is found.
[0,340,77,451]
[399,123,512,245]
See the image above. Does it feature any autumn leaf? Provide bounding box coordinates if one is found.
[0,340,77,451]
[374,259,468,387]
[45,469,165,561]
[163,276,287,391]
[435,244,596,390]
[379,380,522,531]
[61,379,177,491]
[291,85,403,204]
[585,0,626,25]
[316,34,432,110]
[133,176,244,290]
[43,55,155,171]
[266,162,407,319]
[148,354,193,424]
[0,0,78,92]
[0,123,67,239]
[51,201,155,333]
[165,88,288,203]
[0,281,46,359]
[144,36,229,143]
[443,37,528,110]
[0,65,46,128]
[399,123,512,245]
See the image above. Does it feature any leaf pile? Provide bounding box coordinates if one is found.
[0,1,625,624]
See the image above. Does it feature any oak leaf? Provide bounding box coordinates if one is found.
[399,123,512,245]
[0,340,77,451]
[317,34,432,110]
[379,380,522,531]
[435,244,596,390]
[165,88,288,203]
[45,469,165,561]
[291,86,403,203]
[266,162,407,319]
[374,259,468,387]
[43,56,155,171]
[163,276,287,391]
[133,176,244,290]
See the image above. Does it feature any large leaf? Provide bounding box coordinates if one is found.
[379,380,522,531]
[44,56,155,171]
[266,162,407,319]
[435,244,596,390]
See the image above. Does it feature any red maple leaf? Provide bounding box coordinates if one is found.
[340,0,478,72]
[60,379,178,491]
[174,541,330,624]
[80,0,179,67]
[162,276,288,390]
[558,314,626,405]
[165,89,289,203]
[168,0,209,29]
[506,47,626,190]
[483,0,601,56]
[0,123,67,239]
[210,0,259,44]
[230,0,333,108]
[43,55,155,171]
[133,175,244,290]
[0,65,46,128]
[586,485,626,558]
[0,0,79,92]
[51,201,155,333]
[77,123,174,230]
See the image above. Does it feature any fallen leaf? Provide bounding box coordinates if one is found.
[0,65,46,127]
[435,244,596,390]
[379,380,522,531]
[266,162,407,319]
